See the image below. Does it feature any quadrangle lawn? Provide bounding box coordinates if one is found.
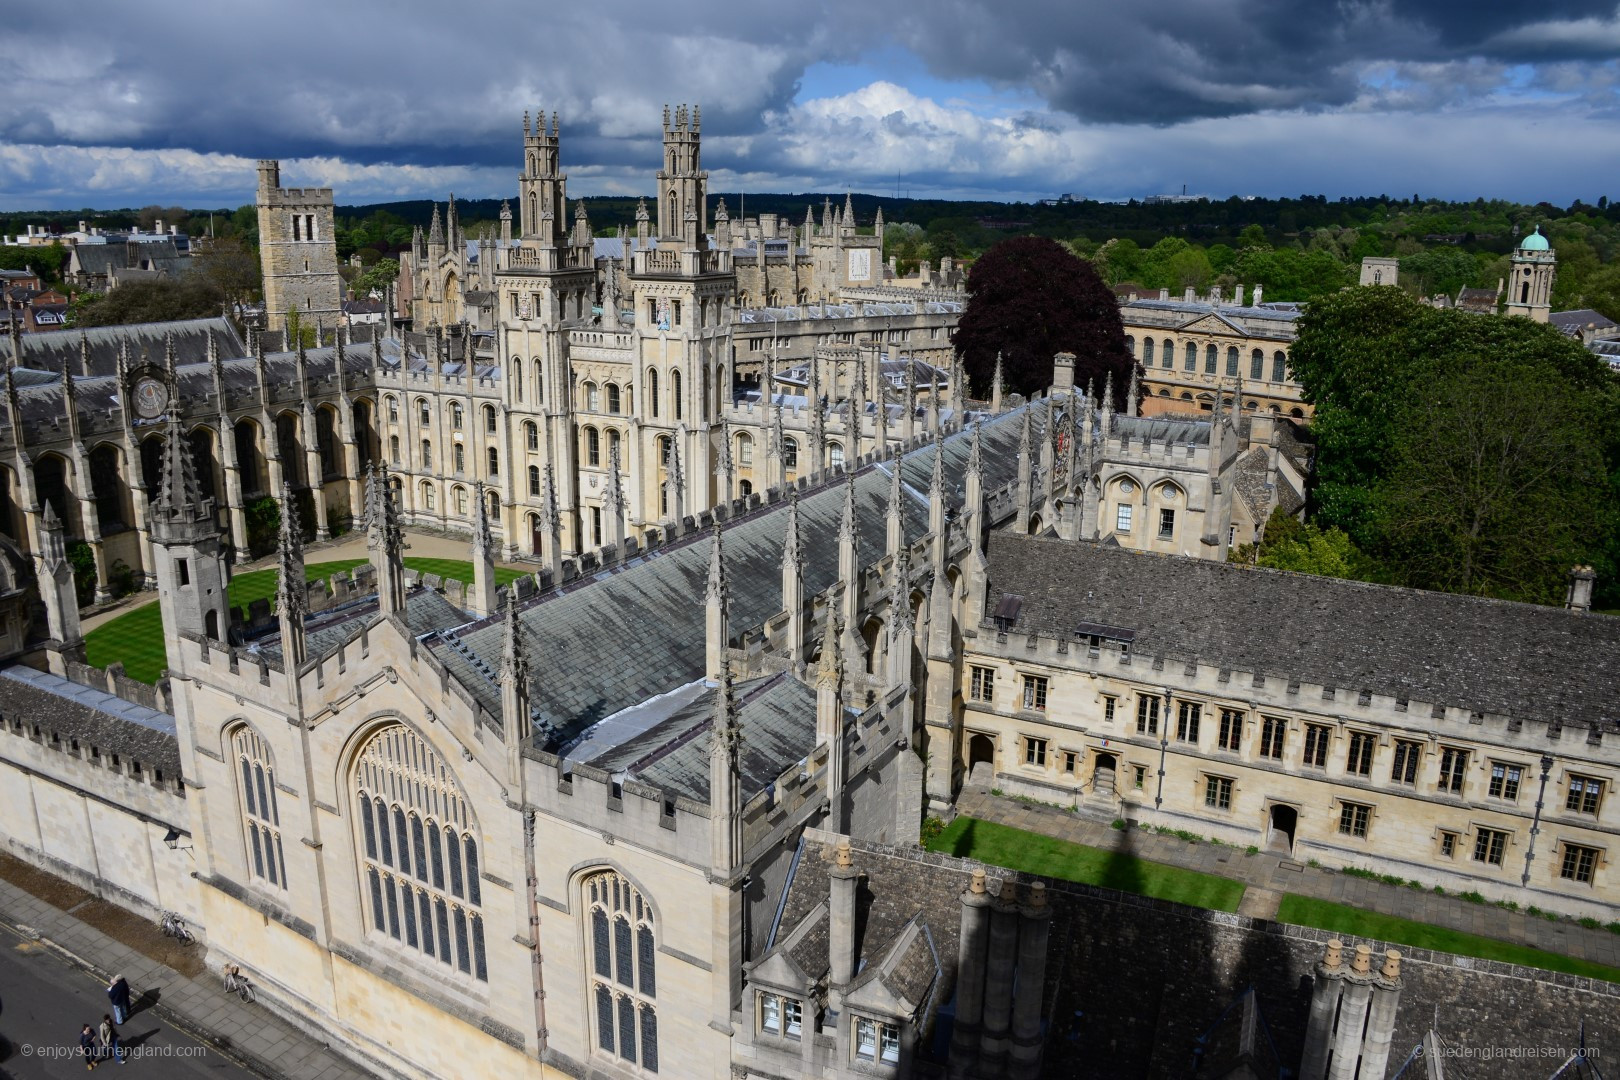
[925,816,1246,912]
[84,558,530,684]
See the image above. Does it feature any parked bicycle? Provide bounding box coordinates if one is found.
[222,964,255,1004]
[159,910,195,945]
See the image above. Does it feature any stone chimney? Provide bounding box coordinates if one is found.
[828,838,860,1007]
[1183,286,1195,303]
[1052,351,1076,393]
[1300,941,1403,1080]
[1566,566,1596,613]
[1209,285,1222,304]
[1251,284,1264,306]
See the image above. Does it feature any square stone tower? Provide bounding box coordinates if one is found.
[256,160,343,334]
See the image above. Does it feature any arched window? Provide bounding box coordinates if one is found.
[528,465,541,497]
[418,398,432,425]
[736,433,753,466]
[585,382,600,412]
[1184,342,1197,371]
[585,427,601,467]
[606,384,621,414]
[232,726,286,889]
[1204,344,1217,374]
[1250,349,1264,380]
[1142,338,1155,366]
[484,404,497,434]
[355,724,486,981]
[455,486,469,516]
[671,370,683,421]
[389,435,400,464]
[1161,338,1174,369]
[450,402,464,430]
[525,421,539,452]
[488,490,499,517]
[533,360,544,404]
[1124,336,1135,357]
[421,482,436,511]
[584,870,658,1072]
[658,436,671,467]
[783,438,798,470]
[1272,351,1288,383]
[453,443,466,473]
[421,439,432,468]
[647,369,660,418]
[828,443,844,468]
[487,447,499,476]
[1226,346,1239,377]
[609,429,622,462]
[739,479,753,496]
[386,396,399,423]
[511,358,523,402]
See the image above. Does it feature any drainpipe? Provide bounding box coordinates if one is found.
[1155,690,1172,811]
[1521,754,1554,887]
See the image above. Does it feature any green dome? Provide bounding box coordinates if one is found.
[1519,225,1550,251]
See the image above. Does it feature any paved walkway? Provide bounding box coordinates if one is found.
[956,788,1620,969]
[81,527,531,632]
[0,861,381,1080]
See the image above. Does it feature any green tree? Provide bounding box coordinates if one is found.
[73,278,227,327]
[191,235,261,326]
[354,258,399,297]
[1399,247,1480,299]
[0,242,69,285]
[1258,522,1366,578]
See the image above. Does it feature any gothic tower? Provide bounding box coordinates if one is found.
[656,104,708,245]
[1505,225,1555,323]
[149,414,231,671]
[256,160,343,335]
[518,111,567,245]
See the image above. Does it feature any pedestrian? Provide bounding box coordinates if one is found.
[99,1014,125,1066]
[107,973,132,1024]
[78,1022,99,1071]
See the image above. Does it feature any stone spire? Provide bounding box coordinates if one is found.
[152,412,209,535]
[782,486,805,669]
[903,363,917,444]
[843,191,855,229]
[928,429,948,570]
[810,357,828,474]
[604,443,626,547]
[469,480,498,616]
[666,430,685,524]
[965,420,985,551]
[816,611,846,829]
[499,589,531,784]
[540,463,561,579]
[704,523,728,684]
[1015,407,1033,533]
[1100,370,1115,439]
[37,502,82,652]
[709,658,743,875]
[365,464,407,618]
[887,544,913,689]
[275,484,308,668]
[991,353,1004,414]
[716,417,735,502]
[886,454,906,557]
[771,395,788,488]
[428,204,444,247]
[837,470,862,663]
[1126,365,1140,416]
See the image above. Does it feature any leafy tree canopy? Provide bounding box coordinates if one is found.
[72,277,226,327]
[954,236,1137,403]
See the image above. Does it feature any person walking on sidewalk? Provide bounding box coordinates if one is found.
[78,1023,100,1070]
[107,973,132,1024]
[99,1014,126,1065]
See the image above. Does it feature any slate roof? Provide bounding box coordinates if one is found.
[9,317,244,377]
[1550,308,1619,337]
[0,666,180,776]
[434,402,1041,752]
[1111,414,1212,448]
[581,672,821,802]
[257,586,470,666]
[983,532,1620,725]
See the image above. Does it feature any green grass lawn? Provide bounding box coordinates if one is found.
[1276,895,1620,984]
[84,557,531,684]
[925,817,1246,912]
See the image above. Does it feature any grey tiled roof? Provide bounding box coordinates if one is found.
[582,672,819,802]
[258,587,470,665]
[0,666,179,775]
[438,402,1040,752]
[984,532,1620,725]
[11,317,244,377]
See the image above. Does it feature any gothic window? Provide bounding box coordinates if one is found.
[421,439,432,468]
[658,436,671,467]
[89,445,125,531]
[736,433,753,466]
[316,408,339,480]
[583,870,658,1072]
[585,427,601,467]
[386,396,399,423]
[609,429,622,462]
[525,422,539,452]
[828,443,844,468]
[451,403,465,430]
[1272,352,1287,383]
[528,465,541,497]
[484,405,497,434]
[232,725,286,889]
[1184,341,1197,371]
[1124,336,1135,357]
[453,443,466,473]
[1225,346,1239,377]
[606,384,621,414]
[390,435,400,464]
[354,724,486,981]
[1250,349,1264,380]
[487,447,499,476]
[419,399,431,426]
[671,370,683,420]
[1161,339,1174,368]
[783,438,798,470]
[454,486,469,516]
[739,479,753,496]
[421,482,436,511]
[533,360,544,404]
[511,358,523,402]
[585,382,600,412]
[647,369,660,418]
[1204,344,1217,374]
[1142,338,1154,366]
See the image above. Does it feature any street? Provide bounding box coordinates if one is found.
[0,924,257,1078]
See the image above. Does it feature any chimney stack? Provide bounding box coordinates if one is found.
[1566,566,1596,613]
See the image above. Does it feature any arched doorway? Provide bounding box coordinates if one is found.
[1267,804,1298,856]
[967,733,995,788]
[1092,751,1118,797]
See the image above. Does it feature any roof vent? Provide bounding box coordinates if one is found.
[992,594,1023,631]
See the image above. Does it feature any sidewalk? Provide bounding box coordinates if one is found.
[956,788,1620,969]
[0,855,379,1080]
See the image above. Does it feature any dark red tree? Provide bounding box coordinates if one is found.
[954,236,1137,407]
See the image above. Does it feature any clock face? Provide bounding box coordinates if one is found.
[133,376,168,420]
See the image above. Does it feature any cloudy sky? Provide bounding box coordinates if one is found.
[3,0,1618,211]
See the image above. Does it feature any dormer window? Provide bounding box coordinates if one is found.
[759,992,802,1040]
[854,1016,900,1064]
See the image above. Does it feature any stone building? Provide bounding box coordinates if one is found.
[1116,286,1308,420]
[257,159,344,334]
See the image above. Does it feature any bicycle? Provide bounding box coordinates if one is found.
[222,964,255,1004]
[159,910,195,945]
